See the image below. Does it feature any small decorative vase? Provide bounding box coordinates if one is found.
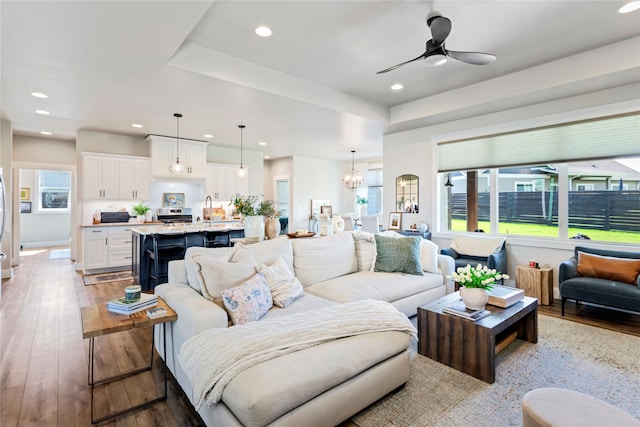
[137,215,145,223]
[265,217,281,240]
[331,216,345,232]
[244,215,265,242]
[460,287,489,311]
[145,211,153,222]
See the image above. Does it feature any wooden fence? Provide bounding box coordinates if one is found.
[451,190,640,232]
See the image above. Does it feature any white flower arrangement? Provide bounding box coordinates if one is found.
[450,263,510,291]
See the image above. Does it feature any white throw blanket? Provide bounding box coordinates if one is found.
[179,299,417,409]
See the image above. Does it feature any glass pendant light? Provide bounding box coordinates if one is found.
[237,124,246,177]
[170,113,184,174]
[343,150,364,190]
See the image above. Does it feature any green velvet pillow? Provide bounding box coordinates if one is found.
[374,235,423,275]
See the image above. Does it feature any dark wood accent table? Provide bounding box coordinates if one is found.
[417,292,537,383]
[81,296,177,424]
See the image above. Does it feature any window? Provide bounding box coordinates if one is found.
[38,170,70,212]
[576,184,594,191]
[515,182,534,192]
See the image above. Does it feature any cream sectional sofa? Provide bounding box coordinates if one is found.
[154,231,455,427]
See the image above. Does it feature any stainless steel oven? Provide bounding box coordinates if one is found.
[157,207,193,224]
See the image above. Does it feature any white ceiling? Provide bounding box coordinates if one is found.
[1,1,639,162]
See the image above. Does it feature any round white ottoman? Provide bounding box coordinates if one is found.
[522,388,640,427]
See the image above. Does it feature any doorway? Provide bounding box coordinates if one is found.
[273,175,290,234]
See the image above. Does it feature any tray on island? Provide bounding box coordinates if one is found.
[287,232,316,238]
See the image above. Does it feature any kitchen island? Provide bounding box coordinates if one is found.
[130,223,244,290]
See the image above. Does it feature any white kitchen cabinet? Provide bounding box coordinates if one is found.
[206,164,248,201]
[83,225,134,273]
[83,228,109,270]
[118,158,150,200]
[147,135,208,180]
[82,154,119,200]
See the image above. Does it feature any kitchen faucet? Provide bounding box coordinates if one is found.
[205,195,213,225]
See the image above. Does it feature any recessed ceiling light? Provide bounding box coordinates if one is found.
[35,109,50,115]
[204,134,213,138]
[619,1,640,13]
[391,84,403,90]
[258,141,267,146]
[255,26,272,37]
[131,123,144,128]
[31,92,48,98]
[263,155,271,159]
[40,131,52,135]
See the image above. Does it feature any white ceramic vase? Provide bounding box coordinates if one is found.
[460,287,489,310]
[265,217,281,240]
[244,215,265,242]
[137,215,145,223]
[331,216,345,232]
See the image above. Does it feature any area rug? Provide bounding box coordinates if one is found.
[350,314,640,426]
[83,271,134,286]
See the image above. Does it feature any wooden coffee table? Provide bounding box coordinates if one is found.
[417,292,537,383]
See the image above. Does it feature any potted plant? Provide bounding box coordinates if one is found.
[450,264,509,310]
[356,195,368,218]
[258,200,281,239]
[132,202,151,223]
[230,195,264,242]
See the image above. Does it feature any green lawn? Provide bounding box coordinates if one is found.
[450,220,639,243]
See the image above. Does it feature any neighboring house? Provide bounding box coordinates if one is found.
[448,160,640,193]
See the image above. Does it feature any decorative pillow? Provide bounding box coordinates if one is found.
[352,231,376,272]
[193,254,258,304]
[450,235,505,257]
[374,235,423,275]
[184,247,234,293]
[229,245,259,267]
[259,256,304,308]
[221,273,273,325]
[577,252,640,285]
[291,232,357,286]
[231,238,294,272]
[420,239,439,274]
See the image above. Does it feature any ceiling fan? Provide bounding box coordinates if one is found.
[376,13,496,74]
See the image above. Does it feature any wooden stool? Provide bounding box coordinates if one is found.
[522,388,640,427]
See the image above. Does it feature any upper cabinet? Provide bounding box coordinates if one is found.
[146,135,208,181]
[206,164,248,201]
[82,154,119,199]
[118,158,150,200]
[82,153,150,201]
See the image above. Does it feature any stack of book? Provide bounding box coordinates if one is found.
[443,300,491,321]
[107,293,158,315]
[487,285,525,308]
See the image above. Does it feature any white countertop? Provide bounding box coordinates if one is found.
[129,223,244,235]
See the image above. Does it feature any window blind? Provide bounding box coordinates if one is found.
[438,113,640,172]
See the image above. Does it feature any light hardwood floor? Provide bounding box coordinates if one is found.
[1,247,203,426]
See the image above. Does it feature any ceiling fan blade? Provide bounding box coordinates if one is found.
[446,50,496,65]
[376,53,426,74]
[427,15,451,47]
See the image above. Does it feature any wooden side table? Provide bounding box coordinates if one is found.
[516,266,553,305]
[81,296,177,424]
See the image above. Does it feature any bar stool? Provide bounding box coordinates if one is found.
[147,233,188,289]
[203,230,231,248]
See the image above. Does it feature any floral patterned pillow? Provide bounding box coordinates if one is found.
[221,273,273,325]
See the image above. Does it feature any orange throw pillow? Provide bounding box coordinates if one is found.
[577,252,640,285]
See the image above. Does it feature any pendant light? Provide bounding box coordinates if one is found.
[343,150,364,190]
[170,113,184,174]
[237,124,246,177]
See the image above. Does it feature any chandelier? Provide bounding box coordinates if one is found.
[342,150,364,190]
[170,113,184,174]
[237,124,246,177]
